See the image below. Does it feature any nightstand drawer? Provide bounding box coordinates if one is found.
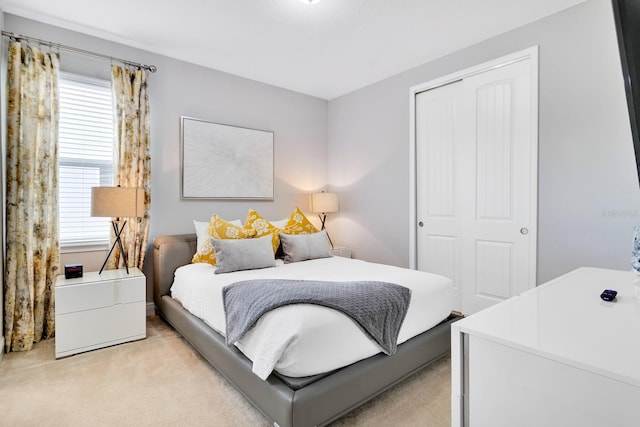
[56,275,145,315]
[56,301,146,357]
[115,277,145,304]
[56,281,115,314]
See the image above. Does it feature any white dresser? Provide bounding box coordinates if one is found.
[451,267,640,427]
[55,268,146,358]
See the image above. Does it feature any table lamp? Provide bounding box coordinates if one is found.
[310,191,339,248]
[91,186,144,274]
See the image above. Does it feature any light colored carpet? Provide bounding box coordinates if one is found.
[0,316,451,426]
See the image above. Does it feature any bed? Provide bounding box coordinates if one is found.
[153,233,461,427]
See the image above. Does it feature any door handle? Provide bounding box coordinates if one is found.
[418,221,424,227]
[520,227,529,235]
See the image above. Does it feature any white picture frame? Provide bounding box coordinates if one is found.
[181,117,274,199]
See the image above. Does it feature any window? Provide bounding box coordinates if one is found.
[58,73,114,247]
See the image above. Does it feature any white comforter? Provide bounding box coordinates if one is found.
[170,256,453,379]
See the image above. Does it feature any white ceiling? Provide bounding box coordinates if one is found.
[2,0,588,100]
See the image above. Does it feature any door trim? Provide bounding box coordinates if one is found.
[409,46,539,292]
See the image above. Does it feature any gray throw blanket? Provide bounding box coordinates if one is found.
[222,279,411,355]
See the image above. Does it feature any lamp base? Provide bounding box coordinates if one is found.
[99,220,129,275]
[318,214,334,249]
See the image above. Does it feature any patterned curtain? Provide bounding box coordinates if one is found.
[107,65,151,270]
[4,41,60,352]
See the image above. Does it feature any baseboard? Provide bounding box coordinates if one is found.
[146,302,156,317]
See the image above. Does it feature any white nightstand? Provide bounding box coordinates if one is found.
[330,246,352,258]
[55,268,146,358]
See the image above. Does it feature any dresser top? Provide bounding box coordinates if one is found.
[56,268,144,286]
[454,267,640,387]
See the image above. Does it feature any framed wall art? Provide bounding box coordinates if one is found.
[181,117,274,199]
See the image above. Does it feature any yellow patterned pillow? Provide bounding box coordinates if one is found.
[282,207,319,235]
[244,209,282,253]
[191,214,256,265]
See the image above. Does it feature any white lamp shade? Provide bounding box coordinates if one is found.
[91,187,144,218]
[310,192,339,213]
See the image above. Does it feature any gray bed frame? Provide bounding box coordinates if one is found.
[153,234,460,427]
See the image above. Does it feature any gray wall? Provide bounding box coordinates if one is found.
[327,0,640,284]
[4,14,329,301]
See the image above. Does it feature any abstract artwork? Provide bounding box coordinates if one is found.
[181,117,274,199]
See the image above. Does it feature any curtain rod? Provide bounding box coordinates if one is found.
[1,30,157,73]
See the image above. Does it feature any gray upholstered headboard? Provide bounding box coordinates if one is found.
[153,234,197,304]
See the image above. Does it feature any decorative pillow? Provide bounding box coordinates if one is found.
[193,219,241,257]
[280,230,331,264]
[192,215,255,265]
[282,207,319,235]
[244,210,283,253]
[211,235,276,274]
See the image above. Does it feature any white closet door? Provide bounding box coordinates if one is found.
[459,58,535,314]
[416,81,464,308]
[416,57,536,315]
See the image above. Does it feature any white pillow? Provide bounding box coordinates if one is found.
[270,218,288,229]
[193,219,241,253]
[211,235,276,274]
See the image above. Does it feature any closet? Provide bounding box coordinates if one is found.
[411,48,538,314]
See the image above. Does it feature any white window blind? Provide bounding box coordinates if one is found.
[58,73,114,246]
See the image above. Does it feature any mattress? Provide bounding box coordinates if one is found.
[170,256,453,379]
